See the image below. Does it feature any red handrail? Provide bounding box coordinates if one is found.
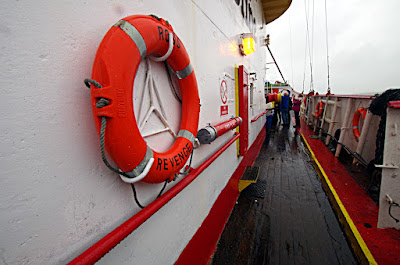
[251,110,269,122]
[388,100,400,109]
[68,133,240,265]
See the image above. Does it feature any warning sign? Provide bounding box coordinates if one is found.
[220,80,228,104]
[221,105,228,116]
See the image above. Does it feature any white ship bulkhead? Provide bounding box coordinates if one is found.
[0,0,279,264]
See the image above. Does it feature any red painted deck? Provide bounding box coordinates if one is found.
[298,118,400,264]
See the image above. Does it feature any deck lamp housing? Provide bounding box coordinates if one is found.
[240,33,255,56]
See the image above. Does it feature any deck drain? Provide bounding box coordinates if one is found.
[241,180,267,199]
[363,223,372,228]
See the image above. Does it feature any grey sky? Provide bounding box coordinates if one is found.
[265,0,400,95]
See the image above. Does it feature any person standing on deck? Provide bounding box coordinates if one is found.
[292,94,302,128]
[274,101,281,124]
[280,90,291,126]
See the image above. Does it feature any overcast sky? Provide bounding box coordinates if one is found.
[264,0,400,95]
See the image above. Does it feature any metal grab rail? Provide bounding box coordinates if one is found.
[251,110,269,122]
[68,133,240,265]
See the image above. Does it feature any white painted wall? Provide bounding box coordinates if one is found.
[331,98,380,163]
[306,96,379,163]
[0,0,268,264]
[378,106,400,229]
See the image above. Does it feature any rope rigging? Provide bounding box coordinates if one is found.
[302,37,308,94]
[324,0,331,93]
[266,45,286,84]
[288,8,294,87]
[303,0,314,93]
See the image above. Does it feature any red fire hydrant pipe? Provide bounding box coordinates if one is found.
[213,117,242,136]
[196,117,242,145]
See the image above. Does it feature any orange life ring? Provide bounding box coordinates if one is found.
[89,15,200,183]
[352,107,367,142]
[315,101,323,118]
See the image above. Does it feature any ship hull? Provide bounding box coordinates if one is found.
[0,0,282,264]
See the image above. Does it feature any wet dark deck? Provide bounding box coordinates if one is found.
[212,124,358,265]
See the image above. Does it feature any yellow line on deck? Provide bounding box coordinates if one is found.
[235,65,240,157]
[301,133,377,265]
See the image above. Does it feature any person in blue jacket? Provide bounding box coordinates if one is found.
[280,89,291,126]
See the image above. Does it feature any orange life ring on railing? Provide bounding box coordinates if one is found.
[89,15,200,183]
[352,107,367,142]
[315,101,323,118]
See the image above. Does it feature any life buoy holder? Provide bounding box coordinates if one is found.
[88,15,200,183]
[315,101,323,119]
[352,107,367,142]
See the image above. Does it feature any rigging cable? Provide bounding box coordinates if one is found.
[302,31,308,94]
[303,0,314,92]
[288,8,294,87]
[302,34,308,94]
[266,45,286,83]
[311,0,315,76]
[324,0,331,93]
[309,0,315,92]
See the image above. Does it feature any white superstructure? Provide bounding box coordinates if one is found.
[0,1,291,264]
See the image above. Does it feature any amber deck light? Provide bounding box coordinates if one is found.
[240,33,255,56]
